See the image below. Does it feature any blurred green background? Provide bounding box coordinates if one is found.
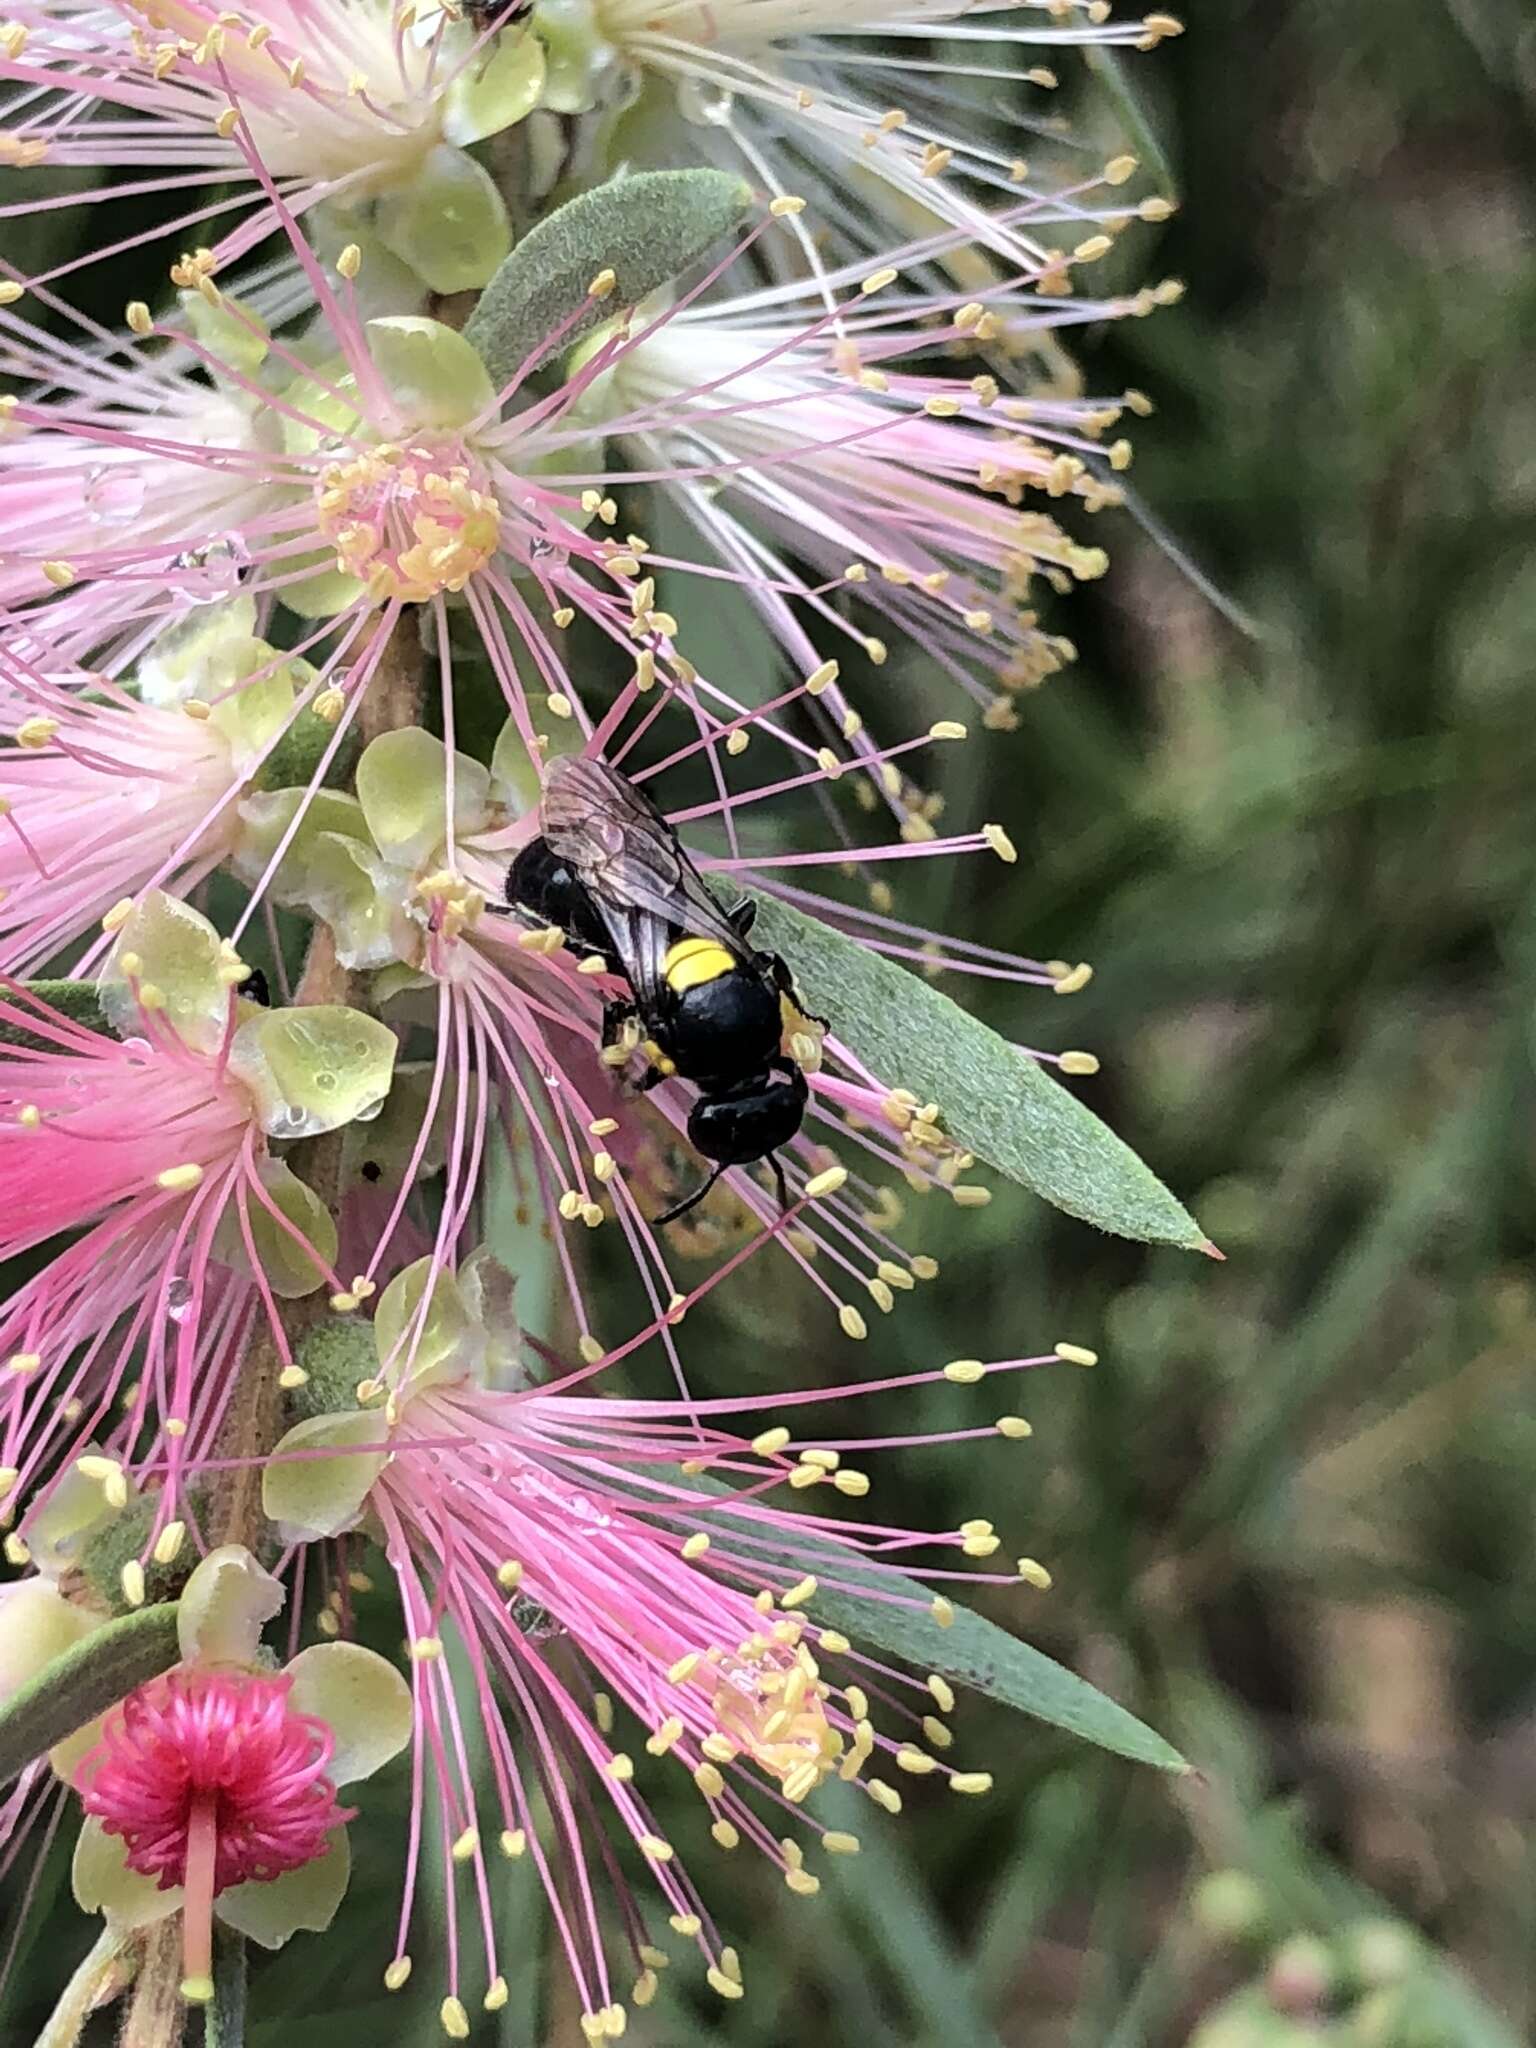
[9,3,1536,2043]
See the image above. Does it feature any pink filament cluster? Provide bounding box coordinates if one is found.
[77,1668,350,1893]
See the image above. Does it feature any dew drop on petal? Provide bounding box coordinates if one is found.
[678,78,734,126]
[174,537,252,604]
[84,465,146,526]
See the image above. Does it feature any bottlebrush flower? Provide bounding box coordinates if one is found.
[0,614,339,976]
[0,892,397,1518]
[70,1544,410,2000]
[538,0,1183,267]
[259,1254,1061,2034]
[0,1,547,298]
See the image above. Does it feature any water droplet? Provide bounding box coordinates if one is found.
[173,535,252,604]
[527,531,570,575]
[166,1276,194,1323]
[315,1070,338,1092]
[678,78,734,127]
[84,464,146,526]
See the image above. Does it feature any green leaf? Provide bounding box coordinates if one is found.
[0,980,109,1048]
[0,1603,180,1786]
[681,1474,1186,1772]
[463,168,752,391]
[749,892,1207,1251]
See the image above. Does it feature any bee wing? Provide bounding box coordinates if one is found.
[541,755,748,959]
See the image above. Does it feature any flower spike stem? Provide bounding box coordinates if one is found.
[121,1921,183,2048]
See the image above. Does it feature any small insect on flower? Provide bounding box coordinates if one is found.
[507,755,822,1221]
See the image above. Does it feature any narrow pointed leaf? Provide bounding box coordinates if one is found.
[464,168,752,390]
[0,1602,180,1786]
[682,1475,1186,1771]
[749,893,1206,1250]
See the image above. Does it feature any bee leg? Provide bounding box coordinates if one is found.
[600,998,636,1050]
[655,1162,728,1227]
[728,897,758,938]
[632,1063,669,1096]
[770,1152,790,1213]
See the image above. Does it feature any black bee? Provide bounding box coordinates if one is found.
[506,755,817,1223]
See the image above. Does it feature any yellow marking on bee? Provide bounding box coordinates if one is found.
[663,936,736,995]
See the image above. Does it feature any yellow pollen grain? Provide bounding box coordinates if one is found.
[450,1826,479,1862]
[1017,1558,1054,1589]
[409,1635,443,1663]
[578,1335,604,1365]
[931,1595,955,1628]
[500,1829,526,1858]
[5,1351,39,1377]
[983,822,1018,864]
[996,1415,1033,1440]
[707,1968,744,2001]
[277,1364,309,1391]
[1054,1341,1098,1367]
[42,560,77,588]
[682,1532,710,1560]
[180,1976,215,2005]
[860,267,898,297]
[669,1912,702,1937]
[153,1521,187,1566]
[605,1753,634,1781]
[839,1304,868,1341]
[1059,1051,1100,1076]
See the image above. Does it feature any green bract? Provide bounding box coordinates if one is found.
[98,892,236,1056]
[215,1160,340,1301]
[355,727,493,869]
[227,1005,398,1141]
[374,143,512,295]
[365,316,497,431]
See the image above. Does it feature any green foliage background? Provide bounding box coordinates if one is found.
[8,3,1536,2042]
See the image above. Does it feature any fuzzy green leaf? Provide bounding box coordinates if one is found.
[0,980,108,1048]
[749,893,1207,1250]
[0,1603,180,1786]
[464,169,752,391]
[681,1476,1186,1772]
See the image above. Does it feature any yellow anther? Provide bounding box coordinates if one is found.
[337,242,362,279]
[931,1595,955,1628]
[943,1358,985,1384]
[866,1778,902,1814]
[803,1164,847,1201]
[838,1304,868,1341]
[780,1575,817,1610]
[1059,1051,1100,1076]
[949,1772,994,1795]
[996,1415,1032,1439]
[484,1979,509,2012]
[605,1753,634,1781]
[450,1826,479,1862]
[588,267,617,299]
[1054,1342,1098,1367]
[751,1426,791,1457]
[155,1163,204,1192]
[499,1829,526,1858]
[983,822,1018,864]
[153,1521,186,1566]
[1017,1558,1053,1589]
[409,1635,443,1663]
[1053,961,1094,995]
[682,1532,710,1560]
[441,1996,470,2039]
[667,1652,700,1684]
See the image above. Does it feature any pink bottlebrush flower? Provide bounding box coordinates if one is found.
[0,625,332,977]
[258,1264,1064,2034]
[0,152,1170,754]
[548,2,1184,271]
[0,892,397,1521]
[0,2,544,300]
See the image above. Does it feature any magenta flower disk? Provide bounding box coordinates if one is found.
[76,1667,350,1894]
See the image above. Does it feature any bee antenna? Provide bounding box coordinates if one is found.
[655,1163,728,1228]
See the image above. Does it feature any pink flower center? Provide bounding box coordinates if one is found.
[315,442,500,603]
[78,1667,351,1892]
